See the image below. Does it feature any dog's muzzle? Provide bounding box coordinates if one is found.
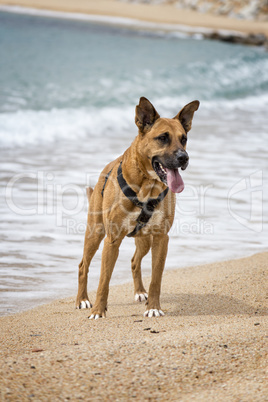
[152,150,189,194]
[175,150,189,171]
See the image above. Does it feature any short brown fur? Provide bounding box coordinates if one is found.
[76,97,199,318]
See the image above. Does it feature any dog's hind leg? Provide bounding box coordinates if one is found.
[144,234,169,317]
[131,235,152,302]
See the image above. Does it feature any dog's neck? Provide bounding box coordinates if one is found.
[121,137,167,200]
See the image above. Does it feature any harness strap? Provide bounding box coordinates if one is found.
[101,167,113,197]
[117,162,144,209]
[117,162,169,237]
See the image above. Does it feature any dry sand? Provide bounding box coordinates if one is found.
[0,2,267,400]
[0,252,267,401]
[0,0,268,37]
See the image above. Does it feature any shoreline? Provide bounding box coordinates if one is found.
[0,1,268,46]
[1,249,266,318]
[0,252,267,400]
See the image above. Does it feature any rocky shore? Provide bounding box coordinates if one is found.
[121,0,268,22]
[1,0,268,46]
[120,0,268,46]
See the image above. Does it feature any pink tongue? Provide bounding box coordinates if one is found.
[166,168,184,193]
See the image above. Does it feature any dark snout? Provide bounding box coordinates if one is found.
[175,150,189,170]
[161,149,189,171]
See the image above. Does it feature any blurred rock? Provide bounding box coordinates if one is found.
[127,0,268,22]
[121,0,268,47]
[206,31,267,46]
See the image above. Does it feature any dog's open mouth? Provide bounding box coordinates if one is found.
[152,158,184,193]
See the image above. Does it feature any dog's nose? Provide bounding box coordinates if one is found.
[175,150,189,166]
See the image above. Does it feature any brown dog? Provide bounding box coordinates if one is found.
[76,97,199,319]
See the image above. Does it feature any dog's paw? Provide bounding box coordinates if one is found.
[76,300,92,309]
[88,306,107,320]
[89,314,102,320]
[144,309,164,318]
[134,292,148,302]
[89,311,106,320]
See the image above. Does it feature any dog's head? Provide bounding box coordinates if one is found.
[135,97,199,193]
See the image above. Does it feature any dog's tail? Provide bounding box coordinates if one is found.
[86,187,94,204]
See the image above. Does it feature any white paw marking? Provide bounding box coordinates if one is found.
[134,293,148,302]
[89,314,101,320]
[80,301,86,309]
[144,309,164,318]
[80,300,92,309]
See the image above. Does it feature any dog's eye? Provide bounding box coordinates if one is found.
[156,132,170,144]
[181,135,187,146]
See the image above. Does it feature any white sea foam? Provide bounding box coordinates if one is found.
[1,94,268,148]
[0,106,134,147]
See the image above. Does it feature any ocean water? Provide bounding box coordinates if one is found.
[0,11,267,315]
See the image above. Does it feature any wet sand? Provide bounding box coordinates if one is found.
[0,252,267,400]
[0,2,267,399]
[0,0,268,38]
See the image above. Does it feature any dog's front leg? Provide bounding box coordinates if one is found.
[144,234,169,318]
[76,230,105,309]
[89,236,122,320]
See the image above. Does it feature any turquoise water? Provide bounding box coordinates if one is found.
[0,11,267,315]
[1,12,268,114]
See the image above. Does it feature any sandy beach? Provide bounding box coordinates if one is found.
[0,2,267,400]
[0,252,267,400]
[0,0,268,40]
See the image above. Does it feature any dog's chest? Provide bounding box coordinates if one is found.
[122,207,165,236]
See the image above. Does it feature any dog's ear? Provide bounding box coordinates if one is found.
[135,97,160,134]
[174,100,200,133]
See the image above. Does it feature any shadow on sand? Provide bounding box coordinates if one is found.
[162,293,267,316]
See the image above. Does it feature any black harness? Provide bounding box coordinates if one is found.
[101,168,113,197]
[101,161,169,237]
